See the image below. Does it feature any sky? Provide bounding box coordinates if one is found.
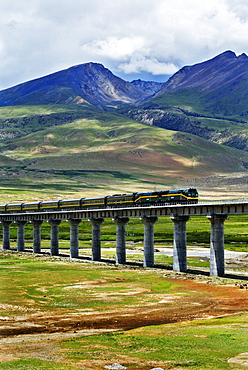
[1,0,248,90]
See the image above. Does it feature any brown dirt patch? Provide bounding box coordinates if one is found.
[1,274,248,367]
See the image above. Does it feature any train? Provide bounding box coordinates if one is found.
[0,188,198,213]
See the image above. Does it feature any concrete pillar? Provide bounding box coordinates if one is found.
[207,214,228,277]
[31,220,43,253]
[171,215,190,272]
[1,221,12,250]
[89,218,104,261]
[16,220,27,252]
[141,216,158,267]
[67,219,81,258]
[113,217,129,264]
[48,219,61,256]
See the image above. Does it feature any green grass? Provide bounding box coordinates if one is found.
[145,88,208,114]
[61,315,248,369]
[0,359,78,370]
[0,104,84,118]
[147,86,248,121]
[0,253,174,314]
[1,253,248,370]
[2,314,248,370]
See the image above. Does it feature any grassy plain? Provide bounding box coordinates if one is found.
[0,252,248,370]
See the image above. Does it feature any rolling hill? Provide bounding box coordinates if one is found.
[0,106,248,202]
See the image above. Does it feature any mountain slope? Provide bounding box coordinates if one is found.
[0,63,162,107]
[121,51,248,152]
[1,50,248,117]
[2,110,248,175]
[1,51,248,156]
[1,106,248,202]
[151,50,248,118]
[157,50,248,94]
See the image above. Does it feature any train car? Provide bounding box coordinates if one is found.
[0,204,6,212]
[106,193,135,207]
[80,196,106,209]
[59,199,82,210]
[159,188,197,203]
[135,188,198,205]
[22,202,41,212]
[5,203,23,212]
[39,200,60,211]
[185,188,198,203]
[160,188,198,203]
[134,191,160,204]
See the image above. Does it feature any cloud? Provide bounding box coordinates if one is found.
[119,56,178,75]
[82,37,146,60]
[1,0,248,89]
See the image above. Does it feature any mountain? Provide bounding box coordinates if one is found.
[149,50,248,118]
[124,51,248,152]
[1,50,248,117]
[1,51,248,156]
[0,63,162,107]
[157,50,248,94]
[1,52,248,200]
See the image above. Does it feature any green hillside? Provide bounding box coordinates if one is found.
[143,88,248,126]
[0,105,248,203]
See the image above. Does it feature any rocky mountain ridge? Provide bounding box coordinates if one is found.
[0,63,162,107]
[1,50,248,111]
[156,50,248,94]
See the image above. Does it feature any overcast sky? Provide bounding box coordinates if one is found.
[1,0,248,90]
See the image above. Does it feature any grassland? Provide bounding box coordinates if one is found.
[0,252,248,370]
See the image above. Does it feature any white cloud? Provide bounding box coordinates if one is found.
[82,37,146,60]
[119,56,178,75]
[1,0,248,89]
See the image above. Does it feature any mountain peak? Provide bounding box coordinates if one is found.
[1,50,248,108]
[207,50,248,63]
[0,62,162,107]
[217,50,237,58]
[157,50,248,94]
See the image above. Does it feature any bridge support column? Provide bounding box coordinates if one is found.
[171,215,190,272]
[16,220,27,252]
[1,221,12,250]
[141,216,158,267]
[207,214,228,277]
[31,220,43,253]
[48,219,61,256]
[113,217,129,264]
[89,218,104,261]
[68,219,81,258]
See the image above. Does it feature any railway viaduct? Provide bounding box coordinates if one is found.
[1,201,248,277]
